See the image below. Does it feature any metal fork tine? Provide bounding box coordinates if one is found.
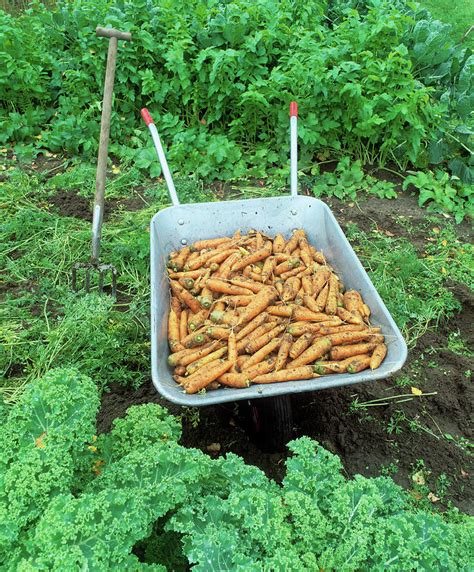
[85,268,91,293]
[98,270,104,292]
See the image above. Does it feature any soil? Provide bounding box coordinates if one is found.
[97,190,474,515]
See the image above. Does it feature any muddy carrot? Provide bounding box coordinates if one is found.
[273,234,286,253]
[261,256,277,283]
[282,276,301,302]
[360,303,371,320]
[267,305,293,317]
[186,346,228,375]
[214,301,225,313]
[237,355,251,370]
[318,324,365,335]
[168,346,199,367]
[207,326,231,340]
[230,277,265,293]
[293,307,339,322]
[192,237,232,251]
[313,354,371,374]
[284,230,303,254]
[274,280,284,296]
[210,310,239,327]
[178,277,195,291]
[245,324,286,354]
[184,359,233,394]
[170,280,201,313]
[231,246,272,272]
[370,343,387,369]
[217,251,242,279]
[325,274,339,315]
[337,307,364,325]
[326,331,375,346]
[186,249,223,271]
[275,333,292,371]
[287,322,321,337]
[248,271,264,282]
[218,373,250,388]
[275,258,301,276]
[205,248,239,266]
[289,332,315,359]
[235,312,269,341]
[252,366,318,384]
[238,286,278,324]
[343,290,363,312]
[289,337,332,367]
[198,286,213,309]
[170,296,182,315]
[221,295,253,307]
[206,279,252,296]
[179,309,188,339]
[312,267,331,298]
[183,331,209,349]
[280,266,304,280]
[243,338,281,369]
[168,269,208,279]
[309,246,326,265]
[188,309,209,331]
[347,355,372,374]
[179,341,222,367]
[302,276,313,295]
[313,283,329,312]
[168,309,181,351]
[245,359,276,377]
[330,342,378,361]
[172,246,191,270]
[228,331,237,371]
[236,321,278,352]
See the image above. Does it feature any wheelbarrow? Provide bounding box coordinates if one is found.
[142,103,407,451]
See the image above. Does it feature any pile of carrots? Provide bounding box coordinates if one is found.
[166,230,387,394]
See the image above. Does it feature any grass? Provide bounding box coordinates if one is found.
[419,0,474,48]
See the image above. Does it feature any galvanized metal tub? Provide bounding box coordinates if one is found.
[150,195,407,406]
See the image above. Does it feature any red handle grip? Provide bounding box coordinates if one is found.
[290,101,298,117]
[141,108,154,126]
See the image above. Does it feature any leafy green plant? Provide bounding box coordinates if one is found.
[1,368,472,570]
[403,169,473,222]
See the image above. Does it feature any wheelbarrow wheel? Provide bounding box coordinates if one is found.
[244,395,293,453]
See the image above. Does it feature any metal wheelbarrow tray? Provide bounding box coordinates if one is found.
[150,195,407,406]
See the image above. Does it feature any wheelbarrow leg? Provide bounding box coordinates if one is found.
[241,395,293,453]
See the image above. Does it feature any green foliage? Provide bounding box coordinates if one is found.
[403,169,473,222]
[1,369,472,570]
[0,0,451,180]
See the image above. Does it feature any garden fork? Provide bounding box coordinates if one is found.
[72,26,132,297]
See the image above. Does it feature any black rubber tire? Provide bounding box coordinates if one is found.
[245,395,293,453]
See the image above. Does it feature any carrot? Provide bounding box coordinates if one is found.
[287,322,321,337]
[280,266,304,280]
[179,341,222,367]
[231,245,272,272]
[370,343,387,370]
[230,277,265,293]
[236,321,278,352]
[237,286,278,324]
[228,331,237,371]
[168,346,200,367]
[178,277,195,291]
[293,307,339,322]
[168,309,181,351]
[186,346,228,375]
[289,332,315,359]
[313,354,370,375]
[245,324,286,354]
[288,337,332,367]
[252,366,318,384]
[170,280,201,313]
[168,269,208,280]
[192,237,232,251]
[221,295,253,307]
[336,307,364,325]
[214,301,225,313]
[170,296,182,316]
[296,266,314,279]
[235,311,269,341]
[360,303,371,320]
[207,326,231,340]
[313,283,329,312]
[184,332,209,349]
[186,249,222,271]
[302,275,313,295]
[273,234,286,253]
[217,251,242,279]
[326,331,375,346]
[267,305,293,317]
[184,359,233,394]
[343,290,363,312]
[188,309,209,331]
[309,246,326,265]
[275,280,284,296]
[249,271,264,282]
[275,333,293,371]
[198,286,213,309]
[347,355,372,374]
[243,338,282,369]
[206,279,252,296]
[318,324,365,335]
[172,246,191,271]
[303,293,323,314]
[245,359,276,377]
[218,373,250,388]
[261,256,277,283]
[205,248,239,267]
[210,310,239,327]
[275,258,301,276]
[179,309,188,340]
[312,267,331,298]
[237,355,251,370]
[284,230,303,254]
[282,276,301,302]
[325,274,339,315]
[330,342,378,361]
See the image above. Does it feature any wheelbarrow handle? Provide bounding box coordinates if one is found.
[290,101,298,197]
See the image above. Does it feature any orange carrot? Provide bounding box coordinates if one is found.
[214,301,225,313]
[178,277,195,290]
[188,309,209,331]
[293,307,339,322]
[207,326,231,340]
[192,237,232,251]
[179,341,222,367]
[280,266,304,280]
[330,342,378,361]
[168,346,199,367]
[179,309,188,340]
[325,274,339,315]
[218,251,242,279]
[244,359,276,377]
[302,276,313,295]
[275,333,293,371]
[237,286,278,324]
[218,373,250,388]
[231,245,272,272]
[288,337,332,367]
[314,283,329,312]
[309,246,326,265]
[237,355,251,370]
[168,309,181,351]
[184,359,233,394]
[282,276,301,302]
[267,305,294,317]
[336,307,364,325]
[205,248,239,266]
[170,296,182,316]
[287,322,321,337]
[370,343,387,369]
[221,295,253,307]
[273,234,286,253]
[245,324,286,354]
[183,331,209,349]
[236,321,278,352]
[261,256,277,283]
[186,346,228,375]
[170,280,201,313]
[284,230,303,254]
[172,246,191,270]
[318,324,365,335]
[230,277,265,293]
[360,303,371,320]
[252,366,318,384]
[347,355,372,374]
[343,290,363,312]
[326,331,375,346]
[198,286,213,309]
[275,258,301,276]
[312,267,331,298]
[228,331,237,371]
[168,269,208,280]
[243,338,281,369]
[313,354,370,374]
[206,279,252,296]
[274,280,284,296]
[289,332,315,359]
[210,310,239,327]
[235,312,269,341]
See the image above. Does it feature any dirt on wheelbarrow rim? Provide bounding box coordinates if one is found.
[98,190,473,515]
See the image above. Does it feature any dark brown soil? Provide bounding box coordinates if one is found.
[97,190,473,514]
